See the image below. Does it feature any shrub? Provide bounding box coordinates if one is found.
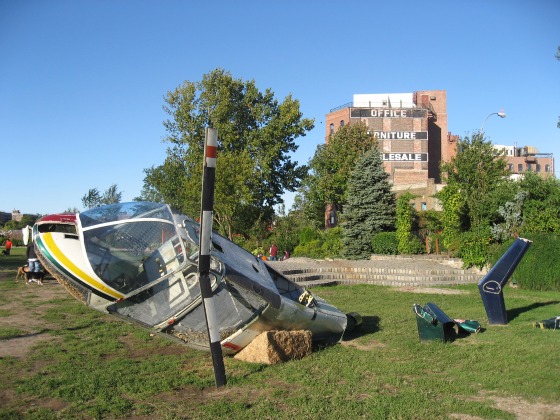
[489,233,560,291]
[458,228,492,269]
[407,235,426,255]
[293,240,324,259]
[371,232,398,255]
[268,232,298,257]
[396,192,420,255]
[425,233,447,255]
[291,228,342,259]
[299,227,319,245]
[321,227,343,259]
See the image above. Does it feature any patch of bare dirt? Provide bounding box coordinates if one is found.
[0,333,57,358]
[452,391,560,419]
[341,338,387,351]
[0,387,69,414]
[116,333,187,359]
[489,395,560,419]
[397,286,470,295]
[151,380,292,407]
[0,273,68,358]
[449,414,484,420]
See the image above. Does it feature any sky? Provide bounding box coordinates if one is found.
[1,0,559,216]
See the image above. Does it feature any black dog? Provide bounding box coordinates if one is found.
[25,270,46,285]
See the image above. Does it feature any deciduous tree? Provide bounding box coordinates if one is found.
[440,132,509,229]
[82,188,101,209]
[140,69,313,239]
[518,173,560,234]
[101,184,122,205]
[305,123,378,226]
[82,184,122,209]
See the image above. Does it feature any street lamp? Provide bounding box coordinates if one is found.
[480,110,506,132]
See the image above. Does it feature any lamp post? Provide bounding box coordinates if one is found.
[480,110,506,133]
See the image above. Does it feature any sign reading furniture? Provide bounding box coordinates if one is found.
[370,131,428,140]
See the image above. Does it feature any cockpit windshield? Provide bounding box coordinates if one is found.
[79,202,192,294]
[79,202,174,228]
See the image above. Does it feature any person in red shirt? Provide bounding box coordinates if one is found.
[2,239,12,256]
[269,242,278,261]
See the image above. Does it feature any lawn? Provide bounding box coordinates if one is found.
[1,248,559,419]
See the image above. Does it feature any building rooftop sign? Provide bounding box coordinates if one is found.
[350,108,427,118]
[383,153,428,162]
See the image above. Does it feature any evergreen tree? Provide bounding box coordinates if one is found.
[342,147,396,259]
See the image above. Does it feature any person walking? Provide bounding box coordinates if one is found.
[26,242,43,285]
[2,239,12,256]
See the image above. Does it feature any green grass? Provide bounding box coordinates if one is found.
[0,246,27,271]
[0,252,559,419]
[0,326,28,339]
[0,308,13,317]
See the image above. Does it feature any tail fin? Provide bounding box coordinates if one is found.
[478,237,531,324]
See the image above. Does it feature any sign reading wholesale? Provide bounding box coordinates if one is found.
[382,153,428,162]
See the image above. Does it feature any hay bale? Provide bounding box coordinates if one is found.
[234,330,312,364]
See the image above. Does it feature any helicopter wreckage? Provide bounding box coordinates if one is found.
[33,201,358,355]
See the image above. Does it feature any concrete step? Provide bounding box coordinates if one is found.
[296,277,480,288]
[282,266,479,276]
[287,272,482,283]
[267,256,485,289]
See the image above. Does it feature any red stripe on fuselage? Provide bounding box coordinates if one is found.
[222,342,241,351]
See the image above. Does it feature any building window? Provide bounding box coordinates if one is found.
[546,164,551,172]
[536,164,541,173]
[517,163,523,172]
[508,164,514,172]
[527,163,533,172]
[329,123,334,134]
[421,202,427,211]
[340,120,345,127]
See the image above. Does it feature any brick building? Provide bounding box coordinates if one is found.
[325,90,457,219]
[494,145,554,179]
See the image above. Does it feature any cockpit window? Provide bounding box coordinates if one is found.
[80,203,191,294]
[79,202,173,229]
[37,223,77,234]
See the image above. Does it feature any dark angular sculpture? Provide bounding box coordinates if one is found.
[478,237,532,325]
[413,302,458,342]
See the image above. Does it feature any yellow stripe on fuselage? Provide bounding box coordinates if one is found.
[42,232,124,300]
